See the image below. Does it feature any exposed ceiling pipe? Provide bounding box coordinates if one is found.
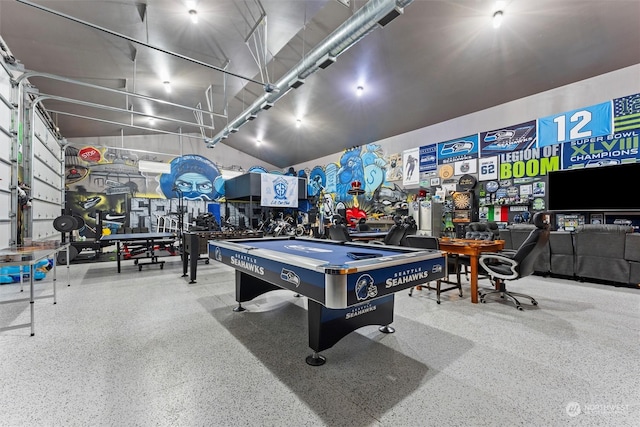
[15,70,226,119]
[48,109,210,143]
[36,93,214,131]
[207,0,413,148]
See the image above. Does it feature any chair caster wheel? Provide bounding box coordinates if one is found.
[480,299,486,303]
[532,300,538,306]
[436,301,441,304]
[517,306,524,311]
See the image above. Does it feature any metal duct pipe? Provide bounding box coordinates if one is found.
[208,0,414,147]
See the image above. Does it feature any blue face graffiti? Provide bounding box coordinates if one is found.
[174,172,214,199]
[159,154,222,200]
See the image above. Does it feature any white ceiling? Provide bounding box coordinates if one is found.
[1,0,639,168]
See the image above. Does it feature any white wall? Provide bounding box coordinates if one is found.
[0,60,14,246]
[68,132,278,172]
[292,64,640,171]
[0,61,65,246]
[30,109,65,241]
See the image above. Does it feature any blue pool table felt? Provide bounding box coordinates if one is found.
[242,239,401,263]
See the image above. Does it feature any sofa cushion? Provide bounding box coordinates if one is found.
[625,234,640,262]
[575,224,633,233]
[498,229,512,250]
[629,261,640,285]
[549,231,574,255]
[549,231,575,277]
[576,256,630,283]
[574,225,632,283]
[574,225,631,259]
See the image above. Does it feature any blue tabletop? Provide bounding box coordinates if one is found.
[241,239,400,263]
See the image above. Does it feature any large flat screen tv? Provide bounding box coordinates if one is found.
[547,162,640,211]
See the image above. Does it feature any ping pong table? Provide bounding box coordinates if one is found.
[100,232,177,272]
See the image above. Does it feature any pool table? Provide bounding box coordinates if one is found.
[209,237,446,365]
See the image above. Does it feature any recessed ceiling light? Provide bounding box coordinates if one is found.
[492,10,504,29]
[296,119,302,128]
[189,9,198,24]
[163,81,171,92]
[356,85,364,96]
[256,139,262,146]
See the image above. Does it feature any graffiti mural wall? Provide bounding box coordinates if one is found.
[63,142,424,234]
[64,146,226,236]
[299,143,409,227]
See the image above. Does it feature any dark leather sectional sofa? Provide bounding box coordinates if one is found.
[499,224,640,286]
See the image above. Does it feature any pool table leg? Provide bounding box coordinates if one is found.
[306,295,395,366]
[233,271,282,312]
[306,352,326,366]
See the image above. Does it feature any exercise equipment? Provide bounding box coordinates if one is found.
[56,245,79,264]
[53,215,79,232]
[72,214,86,230]
[55,210,115,263]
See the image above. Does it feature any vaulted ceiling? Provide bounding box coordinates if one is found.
[1,0,639,168]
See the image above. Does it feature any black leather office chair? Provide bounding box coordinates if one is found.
[370,217,416,247]
[478,212,550,310]
[405,235,463,304]
[356,218,371,232]
[486,221,500,240]
[465,222,494,240]
[399,218,418,246]
[374,223,406,246]
[327,223,352,242]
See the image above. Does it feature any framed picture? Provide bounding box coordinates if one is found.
[430,177,440,187]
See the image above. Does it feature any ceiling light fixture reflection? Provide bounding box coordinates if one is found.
[256,139,262,146]
[163,81,171,92]
[356,85,364,96]
[189,9,198,24]
[296,119,302,128]
[492,10,504,29]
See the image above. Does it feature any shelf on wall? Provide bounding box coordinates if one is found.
[479,202,531,207]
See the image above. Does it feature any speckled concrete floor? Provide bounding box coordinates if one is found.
[1,255,638,426]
